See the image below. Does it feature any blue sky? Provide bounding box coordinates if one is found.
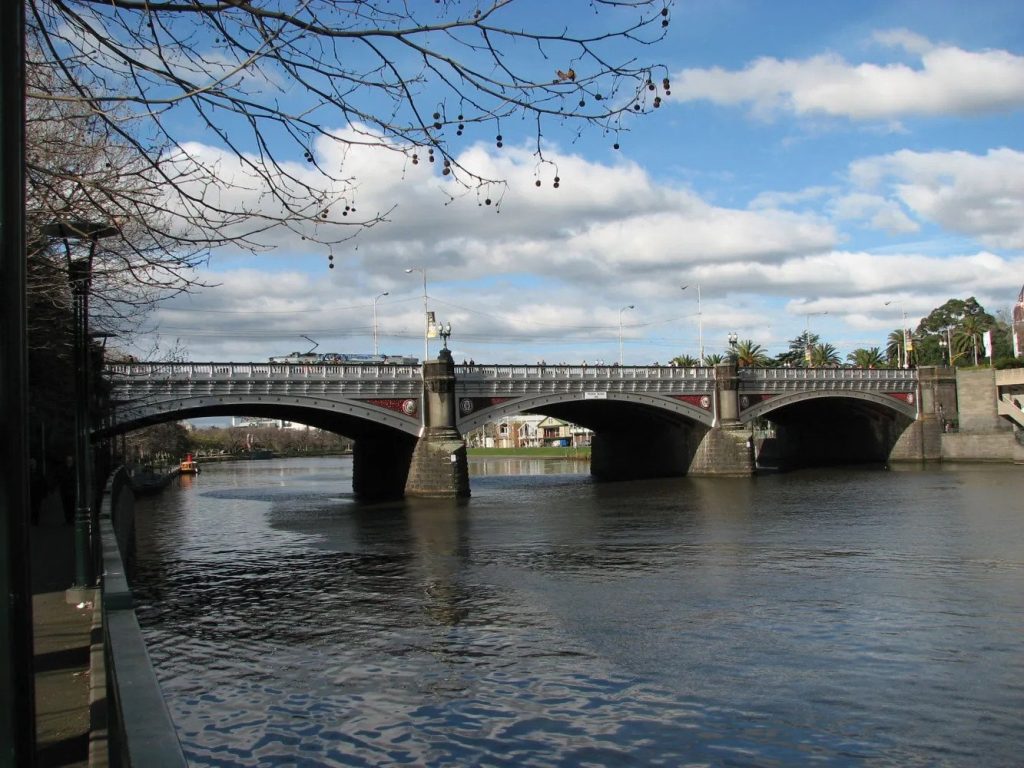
[132,0,1024,366]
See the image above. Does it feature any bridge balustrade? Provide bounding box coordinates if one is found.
[106,363,422,380]
[739,366,918,393]
[456,364,715,381]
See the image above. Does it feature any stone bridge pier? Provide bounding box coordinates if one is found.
[689,362,755,476]
[404,349,470,499]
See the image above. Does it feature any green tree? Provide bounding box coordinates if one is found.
[702,353,725,366]
[775,331,819,367]
[915,297,995,366]
[886,329,906,367]
[808,343,841,367]
[670,354,701,367]
[731,339,771,367]
[956,314,988,365]
[846,347,886,369]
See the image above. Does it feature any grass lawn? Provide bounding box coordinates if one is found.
[467,446,591,458]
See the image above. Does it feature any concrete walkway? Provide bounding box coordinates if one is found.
[31,492,96,768]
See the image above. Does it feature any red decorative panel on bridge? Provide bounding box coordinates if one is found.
[885,392,916,405]
[671,394,713,410]
[739,393,776,411]
[459,397,512,416]
[364,398,420,417]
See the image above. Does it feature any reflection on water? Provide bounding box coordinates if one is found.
[132,457,1024,766]
[469,457,588,476]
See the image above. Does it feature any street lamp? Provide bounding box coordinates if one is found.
[728,331,738,348]
[439,321,452,350]
[884,300,910,368]
[372,290,389,356]
[405,267,428,363]
[681,284,703,363]
[618,305,635,366]
[805,311,827,365]
[42,219,119,589]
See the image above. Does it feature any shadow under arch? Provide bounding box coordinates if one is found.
[746,391,916,470]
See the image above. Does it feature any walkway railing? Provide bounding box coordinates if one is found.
[105,362,422,379]
[455,364,715,381]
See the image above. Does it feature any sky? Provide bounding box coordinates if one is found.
[126,0,1024,367]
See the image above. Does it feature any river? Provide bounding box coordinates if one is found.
[130,456,1024,766]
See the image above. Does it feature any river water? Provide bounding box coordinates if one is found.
[131,457,1024,767]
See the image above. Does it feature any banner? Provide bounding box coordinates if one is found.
[983,329,993,361]
[426,310,438,339]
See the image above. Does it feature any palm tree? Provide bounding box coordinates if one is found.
[702,353,725,366]
[955,314,987,365]
[732,339,771,367]
[886,329,905,367]
[809,343,841,367]
[846,347,886,369]
[670,354,701,367]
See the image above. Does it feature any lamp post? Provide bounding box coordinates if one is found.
[372,290,389,356]
[618,305,635,366]
[405,267,428,364]
[439,321,452,350]
[885,300,909,368]
[42,220,119,589]
[681,284,703,363]
[804,311,828,365]
[728,331,738,351]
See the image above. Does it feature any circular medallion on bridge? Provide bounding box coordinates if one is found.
[740,395,750,409]
[460,398,475,414]
[402,399,418,416]
[906,392,915,404]
[700,395,711,409]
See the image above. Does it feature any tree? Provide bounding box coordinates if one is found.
[808,343,840,367]
[731,339,770,367]
[846,347,885,369]
[702,353,725,366]
[886,329,905,367]
[28,1,674,263]
[914,297,995,367]
[670,354,701,367]
[775,331,819,368]
[956,314,987,366]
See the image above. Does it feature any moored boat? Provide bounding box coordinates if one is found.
[179,453,200,474]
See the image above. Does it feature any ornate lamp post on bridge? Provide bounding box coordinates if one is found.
[804,311,828,365]
[372,290,389,356]
[618,304,635,366]
[42,219,119,589]
[405,267,428,363]
[885,300,910,368]
[681,284,703,363]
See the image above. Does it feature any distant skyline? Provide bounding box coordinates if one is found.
[128,0,1023,366]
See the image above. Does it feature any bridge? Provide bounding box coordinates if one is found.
[101,356,946,499]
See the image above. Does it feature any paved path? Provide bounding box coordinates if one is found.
[31,492,94,768]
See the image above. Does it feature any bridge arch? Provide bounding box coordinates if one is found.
[742,390,918,469]
[458,389,715,434]
[742,389,917,423]
[104,392,422,438]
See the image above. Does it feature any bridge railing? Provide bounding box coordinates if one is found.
[104,363,423,380]
[455,364,716,381]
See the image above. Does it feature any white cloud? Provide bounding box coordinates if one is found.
[849,148,1024,248]
[671,34,1024,120]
